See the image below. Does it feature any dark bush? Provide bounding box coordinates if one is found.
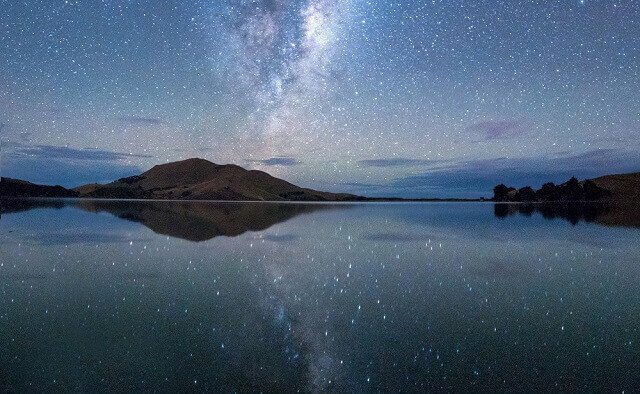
[561,177,584,201]
[493,184,515,201]
[516,186,536,201]
[583,180,611,200]
[536,182,559,201]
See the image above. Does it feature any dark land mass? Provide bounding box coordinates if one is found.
[1,159,638,204]
[0,177,79,198]
[492,176,611,202]
[592,172,640,201]
[493,173,640,203]
[73,158,364,202]
[492,172,640,228]
[1,158,478,202]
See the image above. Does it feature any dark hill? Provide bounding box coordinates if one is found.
[592,172,640,201]
[76,158,363,202]
[0,177,78,198]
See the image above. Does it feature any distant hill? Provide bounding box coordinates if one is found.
[75,158,364,202]
[73,183,102,195]
[592,172,640,201]
[0,177,78,198]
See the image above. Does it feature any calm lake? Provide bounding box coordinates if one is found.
[1,200,639,391]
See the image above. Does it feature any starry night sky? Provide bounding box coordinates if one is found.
[1,0,639,198]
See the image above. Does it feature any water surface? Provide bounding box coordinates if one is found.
[1,200,639,391]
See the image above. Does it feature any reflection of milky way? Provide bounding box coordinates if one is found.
[208,237,353,391]
[208,252,349,391]
[262,259,346,391]
[210,0,351,156]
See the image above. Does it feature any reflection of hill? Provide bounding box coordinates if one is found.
[1,177,78,198]
[494,202,640,228]
[75,200,343,242]
[1,198,66,216]
[592,203,640,228]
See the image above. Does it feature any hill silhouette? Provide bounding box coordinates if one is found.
[74,158,363,201]
[0,177,79,198]
[591,172,640,201]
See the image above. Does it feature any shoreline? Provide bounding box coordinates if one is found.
[0,196,487,204]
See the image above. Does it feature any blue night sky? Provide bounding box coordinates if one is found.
[1,0,639,198]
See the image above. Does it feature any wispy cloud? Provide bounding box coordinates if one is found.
[117,116,166,126]
[469,119,530,140]
[248,157,301,166]
[11,144,152,162]
[358,158,445,168]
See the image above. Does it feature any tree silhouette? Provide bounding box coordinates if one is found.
[516,186,536,201]
[493,184,513,201]
[493,177,612,202]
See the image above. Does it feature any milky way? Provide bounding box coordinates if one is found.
[208,0,352,162]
